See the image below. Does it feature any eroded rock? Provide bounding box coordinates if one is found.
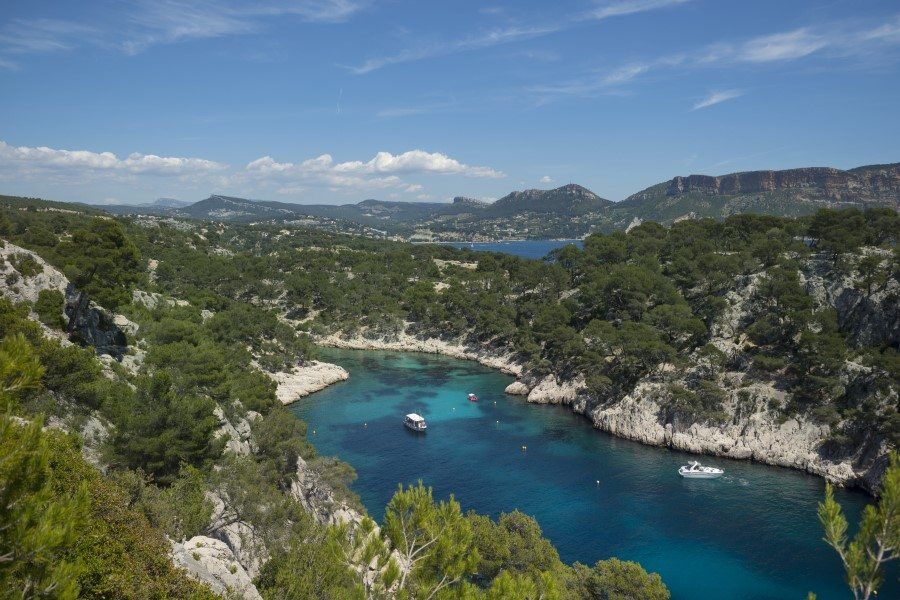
[170,536,261,600]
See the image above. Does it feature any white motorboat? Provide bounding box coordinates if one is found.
[678,461,724,479]
[404,413,427,432]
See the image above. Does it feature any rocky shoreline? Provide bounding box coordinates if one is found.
[268,361,350,405]
[315,328,887,494]
[317,329,523,376]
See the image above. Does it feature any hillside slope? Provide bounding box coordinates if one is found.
[611,163,900,228]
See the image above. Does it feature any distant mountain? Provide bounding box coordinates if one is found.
[180,195,301,221]
[149,197,190,208]
[91,164,899,240]
[609,163,900,228]
[163,184,612,227]
[485,183,613,217]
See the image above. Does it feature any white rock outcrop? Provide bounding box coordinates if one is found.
[318,327,523,376]
[213,406,261,456]
[205,492,269,580]
[290,456,366,527]
[0,242,68,303]
[504,381,530,395]
[170,536,261,600]
[526,375,585,405]
[269,361,349,405]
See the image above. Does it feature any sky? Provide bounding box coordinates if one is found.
[1,0,899,206]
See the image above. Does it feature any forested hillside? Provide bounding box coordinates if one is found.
[100,204,899,489]
[0,196,676,599]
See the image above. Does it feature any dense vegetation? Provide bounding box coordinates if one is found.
[0,195,682,599]
[1,194,897,598]
[101,204,899,449]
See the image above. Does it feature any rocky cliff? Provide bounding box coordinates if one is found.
[0,241,129,359]
[663,164,900,202]
[507,248,897,493]
[64,283,128,359]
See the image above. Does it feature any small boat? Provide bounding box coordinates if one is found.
[468,393,478,402]
[404,413,427,432]
[678,461,724,479]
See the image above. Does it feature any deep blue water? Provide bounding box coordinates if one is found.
[291,348,896,600]
[443,239,583,260]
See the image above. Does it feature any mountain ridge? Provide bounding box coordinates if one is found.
[95,162,900,239]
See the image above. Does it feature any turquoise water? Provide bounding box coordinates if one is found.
[443,239,583,260]
[291,348,896,600]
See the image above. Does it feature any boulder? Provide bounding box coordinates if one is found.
[64,284,127,360]
[170,536,261,599]
[504,381,530,395]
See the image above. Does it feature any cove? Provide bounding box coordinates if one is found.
[290,348,897,600]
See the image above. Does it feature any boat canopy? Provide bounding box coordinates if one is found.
[405,413,425,422]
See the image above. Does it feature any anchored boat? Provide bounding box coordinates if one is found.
[678,461,724,479]
[404,413,427,432]
[468,393,478,402]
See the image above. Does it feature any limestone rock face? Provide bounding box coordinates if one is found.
[800,250,899,347]
[501,248,895,492]
[504,381,530,395]
[290,456,366,527]
[213,406,259,456]
[526,375,585,405]
[132,289,191,310]
[113,314,139,336]
[64,284,128,360]
[269,361,350,405]
[0,242,68,302]
[585,380,871,485]
[664,165,900,202]
[318,326,523,376]
[170,536,261,600]
[205,492,268,580]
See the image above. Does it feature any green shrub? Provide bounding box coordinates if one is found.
[34,289,66,329]
[9,252,43,278]
[566,558,670,600]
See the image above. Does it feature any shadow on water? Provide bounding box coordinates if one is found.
[293,347,897,600]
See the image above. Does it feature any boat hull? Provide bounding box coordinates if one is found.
[679,469,723,479]
[404,422,427,432]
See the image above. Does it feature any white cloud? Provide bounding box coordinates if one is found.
[692,89,743,110]
[531,16,900,101]
[539,175,553,183]
[332,150,504,178]
[376,107,438,118]
[240,149,503,196]
[348,25,557,74]
[246,150,502,179]
[349,0,698,75]
[0,1,368,64]
[0,19,99,55]
[707,28,827,64]
[587,0,693,21]
[0,140,228,177]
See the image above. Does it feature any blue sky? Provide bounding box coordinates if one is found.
[1,0,898,205]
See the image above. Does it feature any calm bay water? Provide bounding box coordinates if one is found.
[443,239,583,260]
[291,348,896,600]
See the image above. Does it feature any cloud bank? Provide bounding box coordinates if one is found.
[0,140,503,200]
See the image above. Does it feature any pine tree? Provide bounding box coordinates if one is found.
[817,452,900,600]
[0,333,88,599]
